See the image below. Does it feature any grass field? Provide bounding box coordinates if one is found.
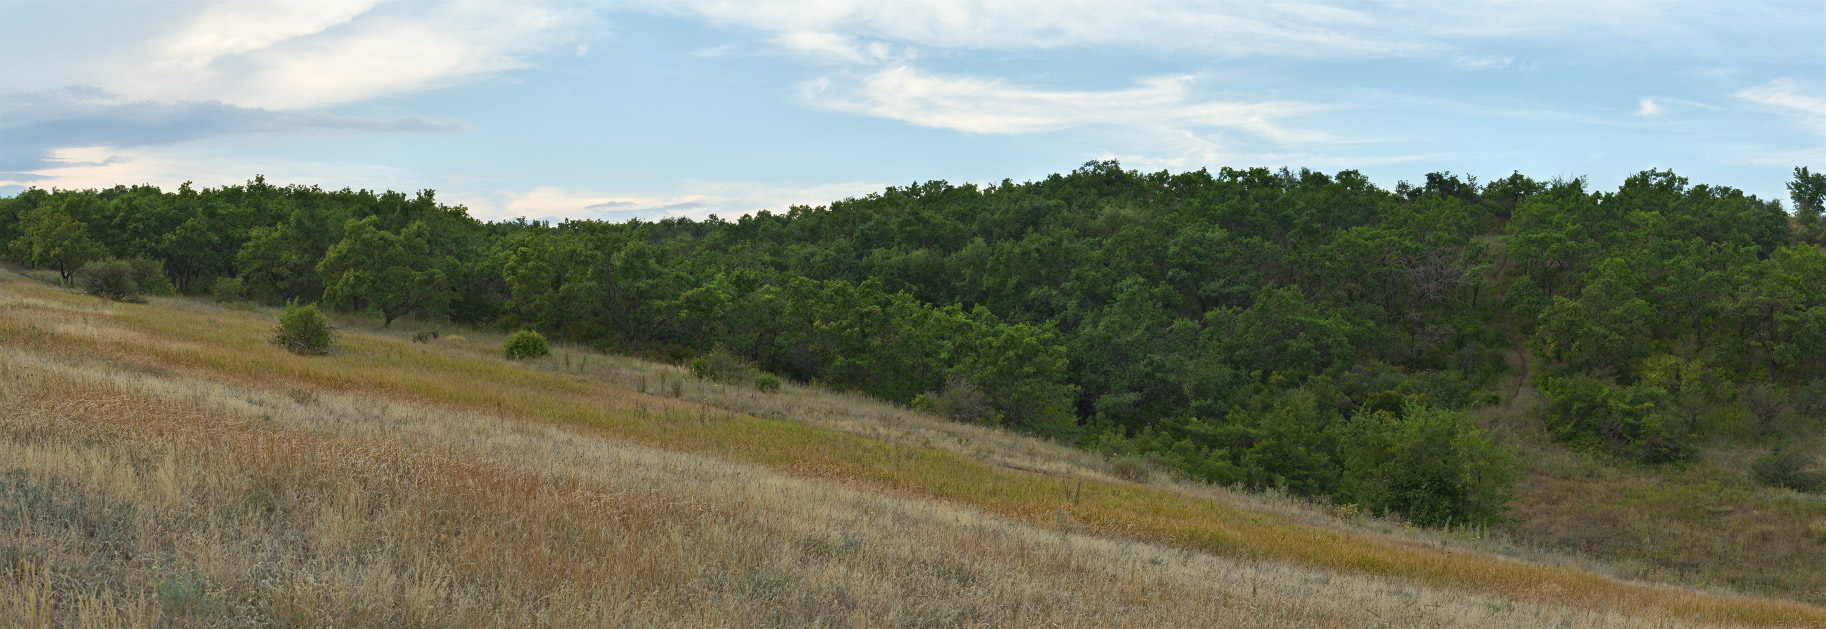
[3,269,1824,627]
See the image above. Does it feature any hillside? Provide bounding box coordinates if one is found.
[3,268,1824,627]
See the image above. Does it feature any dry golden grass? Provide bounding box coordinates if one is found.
[1,270,1822,627]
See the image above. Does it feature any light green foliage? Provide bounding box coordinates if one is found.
[503,329,549,360]
[753,372,781,392]
[9,204,103,285]
[1540,374,1694,463]
[273,302,336,354]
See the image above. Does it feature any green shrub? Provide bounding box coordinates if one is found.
[273,302,335,354]
[504,330,549,360]
[1341,404,1516,527]
[1750,446,1825,493]
[75,257,173,302]
[909,393,935,412]
[1540,374,1696,463]
[931,377,1001,425]
[753,372,782,392]
[157,571,206,615]
[688,348,751,382]
[1109,454,1152,482]
[75,258,144,302]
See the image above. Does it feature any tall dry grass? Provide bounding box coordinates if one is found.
[1,270,1822,626]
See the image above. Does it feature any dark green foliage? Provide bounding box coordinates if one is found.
[318,218,455,328]
[273,302,335,355]
[7,163,1825,529]
[504,330,549,360]
[930,377,1001,425]
[75,258,167,302]
[1749,445,1825,493]
[1340,405,1515,527]
[689,348,751,382]
[1792,167,1826,243]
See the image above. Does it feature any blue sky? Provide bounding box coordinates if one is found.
[1,1,1821,222]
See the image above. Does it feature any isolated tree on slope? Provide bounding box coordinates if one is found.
[9,204,103,286]
[317,217,453,327]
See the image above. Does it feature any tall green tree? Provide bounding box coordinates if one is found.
[237,223,321,304]
[1791,166,1826,243]
[317,217,454,327]
[9,204,104,285]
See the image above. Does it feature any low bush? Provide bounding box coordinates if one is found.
[688,348,751,382]
[76,259,143,302]
[504,330,549,360]
[1750,446,1825,493]
[753,372,782,392]
[1540,374,1696,463]
[909,393,935,412]
[930,376,1001,425]
[1109,454,1152,482]
[273,302,335,354]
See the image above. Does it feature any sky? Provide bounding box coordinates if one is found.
[1,0,1822,223]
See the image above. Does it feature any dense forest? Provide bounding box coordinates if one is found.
[6,163,1824,528]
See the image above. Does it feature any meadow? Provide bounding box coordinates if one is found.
[2,268,1824,627]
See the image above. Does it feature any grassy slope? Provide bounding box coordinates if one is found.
[1,271,1822,627]
[1477,383,1826,603]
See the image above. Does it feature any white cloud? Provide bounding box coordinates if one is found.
[802,66,1318,139]
[1737,79,1826,135]
[102,0,590,110]
[644,0,1435,59]
[1635,98,1665,116]
[157,0,382,72]
[638,0,1820,64]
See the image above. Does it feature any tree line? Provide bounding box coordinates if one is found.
[6,164,1824,526]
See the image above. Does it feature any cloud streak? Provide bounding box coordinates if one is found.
[0,88,462,175]
[1737,79,1826,136]
[102,0,591,110]
[802,66,1318,139]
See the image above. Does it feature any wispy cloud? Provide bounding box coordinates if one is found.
[1737,79,1826,135]
[0,87,462,174]
[802,66,1319,139]
[102,0,591,110]
[156,0,382,72]
[1635,98,1665,116]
